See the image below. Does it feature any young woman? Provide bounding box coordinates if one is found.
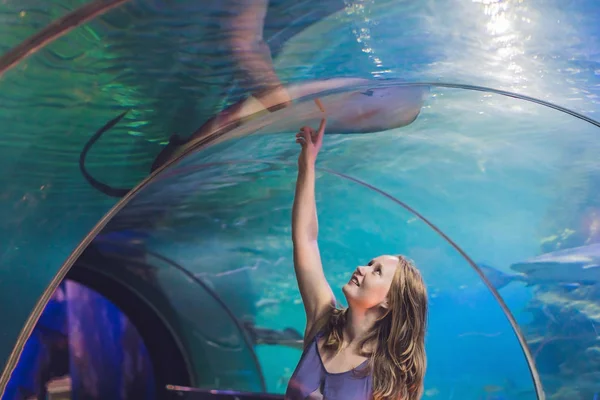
[285,119,428,400]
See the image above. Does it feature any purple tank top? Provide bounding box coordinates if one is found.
[284,332,373,400]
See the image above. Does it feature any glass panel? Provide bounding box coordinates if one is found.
[85,236,266,392]
[0,0,348,376]
[102,158,536,398]
[2,0,600,399]
[165,81,600,398]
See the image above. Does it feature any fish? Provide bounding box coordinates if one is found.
[478,263,584,291]
[243,321,304,350]
[79,78,429,198]
[510,243,600,286]
[477,243,600,290]
[477,264,527,290]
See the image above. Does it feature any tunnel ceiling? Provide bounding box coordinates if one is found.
[1,0,600,398]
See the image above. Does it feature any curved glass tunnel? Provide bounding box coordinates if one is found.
[1,0,600,399]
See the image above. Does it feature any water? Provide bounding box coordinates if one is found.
[1,0,600,399]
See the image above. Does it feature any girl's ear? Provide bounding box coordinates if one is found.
[380,299,389,310]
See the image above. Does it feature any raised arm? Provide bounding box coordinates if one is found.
[292,119,336,343]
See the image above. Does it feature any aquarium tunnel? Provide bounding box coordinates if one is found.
[1,0,599,399]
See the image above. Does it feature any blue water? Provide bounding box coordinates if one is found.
[2,0,600,399]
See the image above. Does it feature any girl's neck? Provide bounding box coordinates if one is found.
[343,307,380,346]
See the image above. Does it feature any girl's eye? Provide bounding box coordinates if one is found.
[375,268,382,275]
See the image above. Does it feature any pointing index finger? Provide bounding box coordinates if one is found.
[316,118,326,146]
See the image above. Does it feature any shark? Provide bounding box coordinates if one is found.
[79,78,429,198]
[478,243,600,290]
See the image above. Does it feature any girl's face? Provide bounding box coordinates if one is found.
[342,255,399,310]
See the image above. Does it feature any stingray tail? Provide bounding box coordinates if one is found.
[79,110,133,198]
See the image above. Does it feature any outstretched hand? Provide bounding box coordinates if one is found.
[296,119,326,169]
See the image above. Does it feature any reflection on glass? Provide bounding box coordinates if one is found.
[4,281,154,400]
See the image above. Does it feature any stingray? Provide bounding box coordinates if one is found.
[79,78,429,197]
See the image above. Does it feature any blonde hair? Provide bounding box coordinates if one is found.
[321,256,428,400]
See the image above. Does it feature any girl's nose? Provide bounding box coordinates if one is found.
[357,266,368,275]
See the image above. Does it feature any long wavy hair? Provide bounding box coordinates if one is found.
[321,255,428,400]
